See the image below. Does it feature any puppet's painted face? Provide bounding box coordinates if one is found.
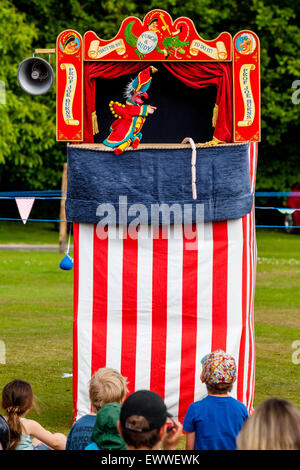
[148,21,159,31]
[131,90,149,105]
[65,40,77,53]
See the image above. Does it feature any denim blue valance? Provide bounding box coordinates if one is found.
[66,142,253,225]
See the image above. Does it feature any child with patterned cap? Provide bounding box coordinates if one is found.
[183,349,248,450]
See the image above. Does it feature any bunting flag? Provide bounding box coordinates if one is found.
[15,197,35,224]
[72,143,258,423]
[277,208,296,214]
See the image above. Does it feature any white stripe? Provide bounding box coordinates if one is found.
[248,203,256,409]
[243,214,251,405]
[165,225,183,419]
[105,226,123,372]
[76,224,94,418]
[226,218,243,400]
[135,225,153,390]
[194,222,213,402]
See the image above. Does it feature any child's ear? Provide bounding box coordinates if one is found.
[200,372,205,383]
[161,423,168,437]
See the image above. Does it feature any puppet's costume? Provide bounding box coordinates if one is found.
[103,66,156,155]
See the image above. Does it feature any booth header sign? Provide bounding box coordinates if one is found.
[55,11,260,143]
[84,10,232,62]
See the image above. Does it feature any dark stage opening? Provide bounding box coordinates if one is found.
[94,63,217,144]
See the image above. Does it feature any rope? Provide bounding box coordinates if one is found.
[0,190,66,200]
[0,218,71,223]
[256,206,300,212]
[182,137,197,200]
[255,192,300,197]
[68,142,247,152]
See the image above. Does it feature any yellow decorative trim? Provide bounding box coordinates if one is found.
[198,136,225,146]
[212,103,219,128]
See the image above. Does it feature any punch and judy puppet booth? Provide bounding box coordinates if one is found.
[55,10,260,422]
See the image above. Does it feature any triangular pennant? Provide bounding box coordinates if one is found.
[278,208,296,215]
[15,197,35,224]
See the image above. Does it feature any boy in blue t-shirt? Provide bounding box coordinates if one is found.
[183,349,248,450]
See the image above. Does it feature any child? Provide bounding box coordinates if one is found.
[117,390,183,451]
[183,349,248,450]
[1,379,67,450]
[66,367,128,450]
[85,402,126,450]
[0,415,10,450]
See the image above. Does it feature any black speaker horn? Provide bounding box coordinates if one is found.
[17,56,54,95]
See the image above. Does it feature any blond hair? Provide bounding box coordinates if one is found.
[236,398,300,450]
[89,368,128,412]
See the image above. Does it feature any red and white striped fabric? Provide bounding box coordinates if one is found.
[72,142,258,423]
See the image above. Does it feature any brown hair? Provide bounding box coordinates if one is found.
[89,368,128,412]
[236,398,300,450]
[205,382,233,395]
[120,415,162,449]
[1,379,36,450]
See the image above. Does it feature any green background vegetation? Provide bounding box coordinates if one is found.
[0,0,299,449]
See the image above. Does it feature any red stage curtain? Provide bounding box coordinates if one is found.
[163,62,232,143]
[84,61,232,143]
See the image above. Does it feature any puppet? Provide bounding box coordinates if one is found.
[103,66,157,155]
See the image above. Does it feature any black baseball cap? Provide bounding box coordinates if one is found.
[120,390,172,432]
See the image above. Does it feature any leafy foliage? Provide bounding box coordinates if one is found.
[0,0,59,189]
[1,0,300,191]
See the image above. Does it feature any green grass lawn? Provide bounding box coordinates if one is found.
[254,229,300,408]
[0,250,74,434]
[0,225,299,447]
[0,222,60,245]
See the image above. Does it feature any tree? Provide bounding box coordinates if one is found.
[3,0,300,192]
[0,0,61,190]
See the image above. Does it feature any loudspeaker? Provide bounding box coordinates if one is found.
[17,56,54,95]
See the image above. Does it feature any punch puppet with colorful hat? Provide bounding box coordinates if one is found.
[103,66,157,155]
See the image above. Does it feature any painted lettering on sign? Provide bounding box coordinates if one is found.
[60,63,79,126]
[238,64,256,127]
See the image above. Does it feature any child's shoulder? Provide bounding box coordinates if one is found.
[228,397,249,416]
[189,396,209,410]
[20,417,41,434]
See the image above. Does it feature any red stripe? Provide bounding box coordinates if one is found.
[247,206,256,411]
[178,224,198,422]
[254,143,258,193]
[250,142,258,194]
[246,144,257,411]
[121,228,138,393]
[246,213,253,410]
[237,215,248,403]
[150,227,168,400]
[211,221,228,351]
[91,226,109,375]
[249,142,254,191]
[72,223,79,420]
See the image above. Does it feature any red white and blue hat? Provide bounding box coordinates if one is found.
[131,66,157,93]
